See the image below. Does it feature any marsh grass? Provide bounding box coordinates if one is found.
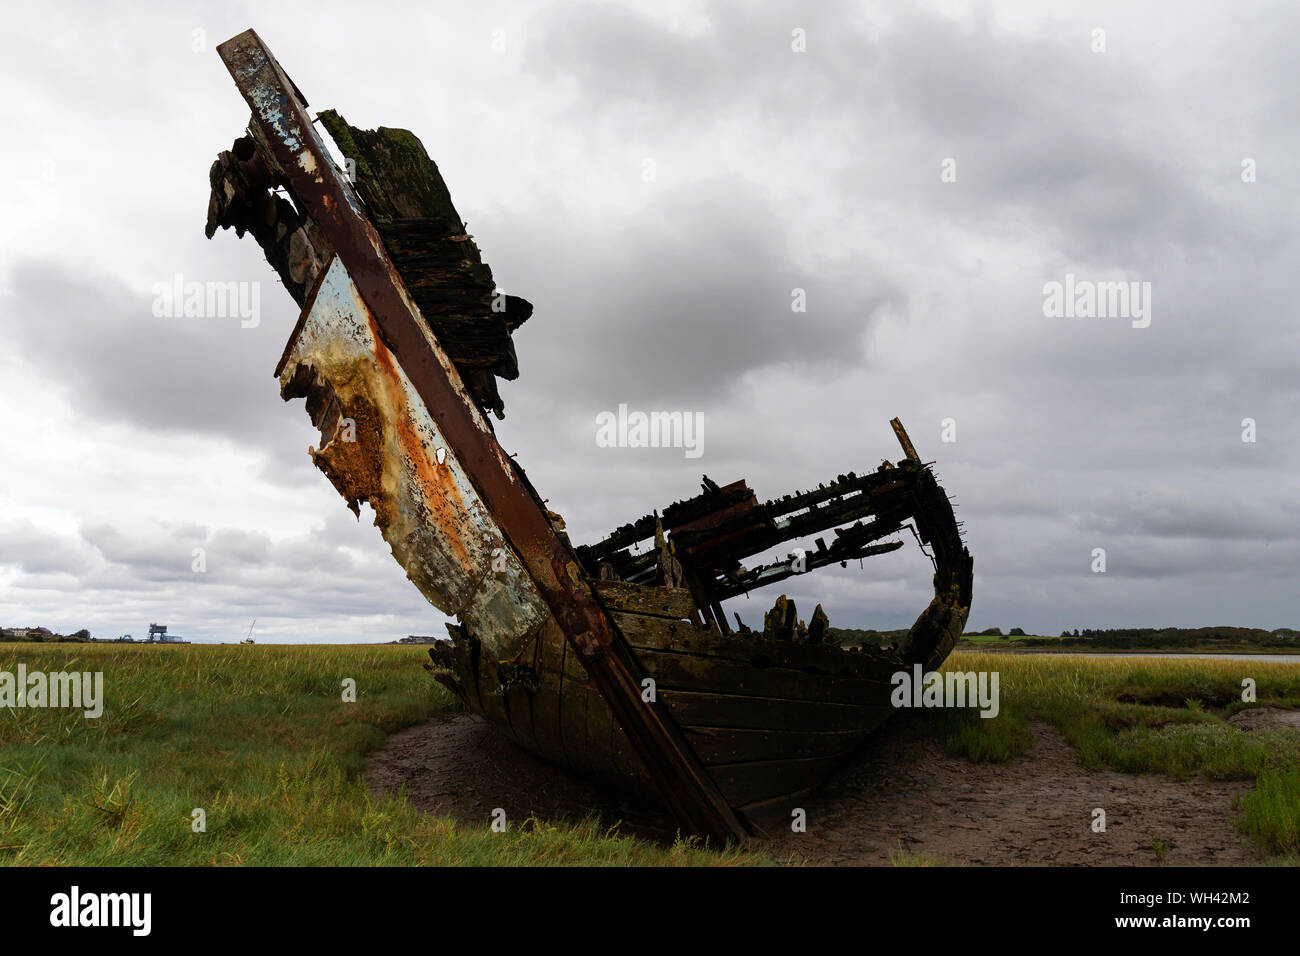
[927,652,1300,859]
[1237,768,1300,857]
[0,643,748,866]
[3,643,1296,864]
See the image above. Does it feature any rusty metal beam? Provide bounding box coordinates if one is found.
[215,29,746,842]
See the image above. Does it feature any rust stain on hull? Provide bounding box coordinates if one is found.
[280,256,548,658]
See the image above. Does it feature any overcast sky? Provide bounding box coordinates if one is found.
[1,0,1296,643]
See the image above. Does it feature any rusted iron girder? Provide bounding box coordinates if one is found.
[215,29,746,842]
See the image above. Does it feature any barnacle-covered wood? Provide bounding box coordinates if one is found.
[317,110,533,419]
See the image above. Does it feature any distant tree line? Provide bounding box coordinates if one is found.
[1029,626,1298,649]
[969,627,1026,638]
[833,625,1300,650]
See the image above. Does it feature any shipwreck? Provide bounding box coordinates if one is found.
[205,30,973,843]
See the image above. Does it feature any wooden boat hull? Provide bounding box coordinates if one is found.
[205,30,974,838]
[431,614,899,823]
[430,475,973,828]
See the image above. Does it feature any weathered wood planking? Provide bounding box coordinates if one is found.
[683,725,869,765]
[632,646,896,706]
[526,623,568,762]
[593,580,696,619]
[435,605,899,810]
[735,787,818,824]
[656,688,894,733]
[710,752,858,807]
[435,603,904,821]
[614,612,901,677]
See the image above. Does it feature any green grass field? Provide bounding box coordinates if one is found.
[956,630,1300,653]
[0,643,745,866]
[934,650,1300,860]
[1,643,1297,865]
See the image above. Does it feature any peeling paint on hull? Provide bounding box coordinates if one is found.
[280,256,548,658]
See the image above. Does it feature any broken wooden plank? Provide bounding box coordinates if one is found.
[592,580,696,619]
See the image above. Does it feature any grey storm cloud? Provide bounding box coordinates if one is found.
[1,0,1298,640]
[1,258,302,448]
[524,0,895,129]
[501,179,901,406]
[0,513,441,642]
[0,519,97,577]
[526,1,1242,267]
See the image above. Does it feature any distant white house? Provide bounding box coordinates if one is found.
[2,626,54,639]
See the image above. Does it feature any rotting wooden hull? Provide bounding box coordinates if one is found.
[205,29,973,839]
[428,610,899,825]
[429,462,973,830]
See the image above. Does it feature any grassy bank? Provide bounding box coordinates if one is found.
[2,643,1296,865]
[931,651,1300,859]
[0,643,744,866]
[954,628,1300,654]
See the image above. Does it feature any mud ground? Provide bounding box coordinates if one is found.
[365,711,1261,865]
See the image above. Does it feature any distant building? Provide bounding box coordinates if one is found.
[1,624,54,639]
[1,626,53,640]
[146,623,187,644]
